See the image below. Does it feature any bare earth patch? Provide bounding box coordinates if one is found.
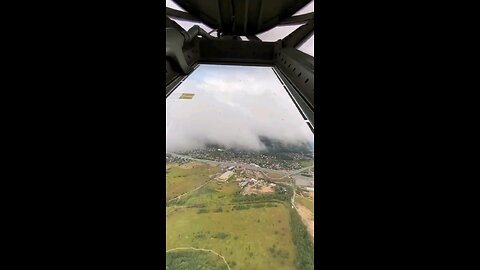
[295,202,314,238]
[301,191,314,200]
[241,169,265,180]
[258,185,274,193]
[241,185,255,195]
[265,171,286,179]
[166,163,178,169]
[179,161,202,169]
[241,182,274,195]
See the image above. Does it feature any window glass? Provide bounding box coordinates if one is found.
[168,17,213,33]
[298,34,314,56]
[293,1,314,16]
[165,0,186,12]
[166,65,314,270]
[166,64,313,174]
[166,0,213,32]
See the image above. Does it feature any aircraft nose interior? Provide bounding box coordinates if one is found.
[166,0,314,128]
[166,3,315,268]
[169,0,312,36]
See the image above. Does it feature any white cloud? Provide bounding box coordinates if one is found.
[166,64,313,152]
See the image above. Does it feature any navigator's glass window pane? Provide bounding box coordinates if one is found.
[167,64,313,154]
[166,64,314,269]
[165,0,186,11]
[168,17,213,33]
[166,0,213,32]
[298,34,314,57]
[293,0,314,16]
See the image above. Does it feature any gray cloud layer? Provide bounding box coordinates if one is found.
[166,65,313,153]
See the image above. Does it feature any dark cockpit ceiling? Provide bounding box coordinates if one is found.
[171,0,313,36]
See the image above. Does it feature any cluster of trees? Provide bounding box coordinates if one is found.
[197,209,209,214]
[188,203,207,208]
[166,250,228,270]
[289,209,314,270]
[192,231,229,240]
[231,203,277,210]
[193,232,207,239]
[251,203,277,208]
[212,232,229,239]
[232,204,250,210]
[231,185,293,203]
[268,244,290,259]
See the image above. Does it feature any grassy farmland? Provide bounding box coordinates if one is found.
[169,180,241,207]
[166,161,314,270]
[166,203,296,270]
[166,249,228,270]
[166,163,219,200]
[296,196,314,213]
[299,159,314,168]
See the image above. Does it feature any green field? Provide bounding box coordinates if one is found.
[167,203,296,270]
[169,180,241,206]
[166,162,313,270]
[299,159,314,168]
[166,163,219,200]
[166,249,228,270]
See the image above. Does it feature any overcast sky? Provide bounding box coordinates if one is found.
[166,0,314,56]
[166,64,313,153]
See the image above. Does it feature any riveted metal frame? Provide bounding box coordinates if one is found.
[272,66,314,132]
[274,48,314,110]
[166,5,315,127]
[282,20,314,48]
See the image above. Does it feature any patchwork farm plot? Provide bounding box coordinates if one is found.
[296,196,314,213]
[166,162,219,200]
[166,248,228,270]
[166,161,314,270]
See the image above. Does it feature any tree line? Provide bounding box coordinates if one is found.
[289,208,314,270]
[166,250,228,270]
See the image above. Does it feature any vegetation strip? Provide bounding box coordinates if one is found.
[168,179,212,202]
[289,208,314,270]
[166,247,231,270]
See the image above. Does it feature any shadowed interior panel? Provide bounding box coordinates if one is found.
[173,0,312,35]
[198,39,275,64]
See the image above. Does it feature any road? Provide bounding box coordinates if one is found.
[285,166,314,176]
[167,178,213,202]
[169,153,313,208]
[170,153,313,177]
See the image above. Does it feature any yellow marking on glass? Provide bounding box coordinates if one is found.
[179,93,195,99]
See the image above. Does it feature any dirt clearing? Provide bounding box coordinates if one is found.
[179,161,203,169]
[295,203,314,238]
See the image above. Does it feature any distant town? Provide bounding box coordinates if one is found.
[168,146,313,171]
